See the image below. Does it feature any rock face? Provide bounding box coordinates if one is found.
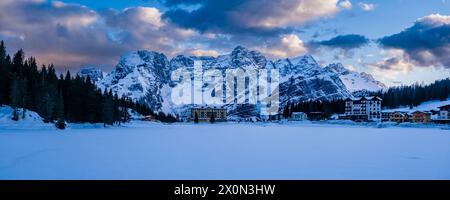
[82,46,385,118]
[268,56,351,106]
[325,63,386,92]
[78,67,105,83]
[97,51,170,111]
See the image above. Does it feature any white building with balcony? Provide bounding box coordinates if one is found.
[344,96,382,121]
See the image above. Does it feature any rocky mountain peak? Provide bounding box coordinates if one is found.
[78,67,104,82]
[326,63,350,75]
[230,46,267,68]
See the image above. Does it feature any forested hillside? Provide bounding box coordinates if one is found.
[282,78,450,116]
[0,41,177,128]
[373,79,450,109]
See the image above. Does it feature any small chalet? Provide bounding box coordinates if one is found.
[260,113,282,121]
[411,111,431,123]
[438,105,450,120]
[291,112,307,121]
[381,111,393,122]
[308,112,326,121]
[142,115,156,121]
[390,111,410,123]
[434,105,450,124]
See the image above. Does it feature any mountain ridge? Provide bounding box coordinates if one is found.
[79,46,385,118]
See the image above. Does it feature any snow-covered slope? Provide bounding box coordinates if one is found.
[269,56,352,105]
[98,51,170,111]
[91,46,360,116]
[0,106,53,129]
[325,63,386,92]
[78,67,105,83]
[383,98,450,113]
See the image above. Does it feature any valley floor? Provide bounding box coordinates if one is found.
[0,122,449,180]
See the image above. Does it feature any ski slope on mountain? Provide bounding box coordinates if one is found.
[384,98,450,113]
[1,122,449,180]
[339,72,385,92]
[325,63,386,92]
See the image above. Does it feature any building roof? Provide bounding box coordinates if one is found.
[438,104,450,111]
[345,96,382,101]
[191,105,227,110]
[391,111,409,116]
[412,111,431,115]
[292,112,306,115]
[381,111,394,114]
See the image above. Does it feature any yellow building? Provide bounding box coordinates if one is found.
[411,111,431,123]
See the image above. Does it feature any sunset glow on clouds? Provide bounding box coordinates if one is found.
[0,0,448,86]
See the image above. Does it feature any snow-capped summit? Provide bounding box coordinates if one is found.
[325,63,386,92]
[229,46,267,69]
[78,67,105,82]
[98,50,170,110]
[325,63,348,75]
[291,54,318,67]
[272,54,322,78]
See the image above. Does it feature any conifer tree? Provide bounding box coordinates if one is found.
[0,41,9,105]
[194,112,199,123]
[41,92,55,123]
[101,90,114,126]
[0,41,5,64]
[120,107,131,124]
[55,92,65,129]
[210,113,215,123]
[9,76,25,121]
[10,78,19,121]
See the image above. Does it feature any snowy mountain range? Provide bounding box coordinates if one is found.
[78,46,385,117]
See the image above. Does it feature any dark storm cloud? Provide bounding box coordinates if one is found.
[0,1,122,69]
[0,0,201,71]
[310,34,370,50]
[0,0,345,71]
[162,0,341,35]
[162,0,282,35]
[374,57,402,70]
[163,4,244,33]
[378,14,450,68]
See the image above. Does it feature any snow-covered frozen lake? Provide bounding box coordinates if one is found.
[0,122,449,180]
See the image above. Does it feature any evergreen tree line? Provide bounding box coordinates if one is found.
[282,78,450,117]
[0,41,177,127]
[372,79,450,109]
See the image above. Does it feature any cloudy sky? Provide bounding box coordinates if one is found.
[0,0,449,86]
